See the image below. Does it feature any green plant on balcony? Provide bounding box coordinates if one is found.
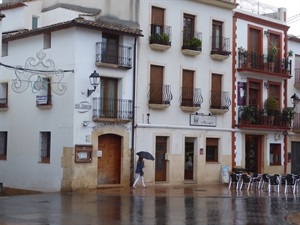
[183,37,202,50]
[264,97,278,114]
[282,107,295,126]
[267,40,279,63]
[149,33,170,45]
[240,105,255,124]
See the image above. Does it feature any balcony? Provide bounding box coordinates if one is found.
[0,97,8,111]
[96,42,132,69]
[192,0,238,9]
[294,68,300,88]
[209,91,231,114]
[148,84,173,110]
[92,97,133,123]
[149,24,172,51]
[210,36,231,60]
[237,106,292,130]
[180,88,203,112]
[237,51,291,77]
[36,95,52,109]
[181,31,202,56]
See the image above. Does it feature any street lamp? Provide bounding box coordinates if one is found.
[87,70,100,97]
[291,93,299,107]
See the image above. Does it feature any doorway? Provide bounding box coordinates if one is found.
[97,134,121,184]
[184,141,194,180]
[245,135,262,173]
[155,136,167,181]
[291,142,300,174]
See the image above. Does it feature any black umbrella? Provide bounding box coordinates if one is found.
[136,151,155,160]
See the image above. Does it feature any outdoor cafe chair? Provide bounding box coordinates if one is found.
[258,174,269,190]
[267,174,280,193]
[239,174,251,190]
[293,174,300,194]
[247,173,261,190]
[284,174,295,193]
[228,173,241,190]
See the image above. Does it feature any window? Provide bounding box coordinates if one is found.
[0,132,7,160]
[268,83,281,109]
[211,74,222,109]
[149,65,164,104]
[100,77,118,118]
[206,138,218,162]
[40,132,51,163]
[249,28,262,55]
[101,33,119,65]
[0,83,8,108]
[183,14,195,41]
[182,69,194,106]
[32,16,39,29]
[270,143,281,165]
[36,77,52,107]
[43,33,51,49]
[211,20,223,51]
[151,6,165,34]
[2,42,8,57]
[248,80,262,108]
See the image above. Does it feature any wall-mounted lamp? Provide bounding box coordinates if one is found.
[82,121,90,127]
[264,82,269,89]
[147,113,150,124]
[264,30,269,37]
[87,70,100,97]
[291,93,299,107]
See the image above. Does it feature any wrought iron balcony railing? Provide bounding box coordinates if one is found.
[96,42,132,69]
[149,24,172,46]
[210,91,231,110]
[180,87,203,107]
[148,84,173,105]
[210,36,231,55]
[92,97,133,120]
[238,107,292,128]
[182,31,202,51]
[238,51,291,75]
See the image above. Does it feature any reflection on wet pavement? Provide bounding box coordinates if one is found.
[0,184,300,225]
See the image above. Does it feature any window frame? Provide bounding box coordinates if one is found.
[0,82,8,108]
[40,131,51,163]
[269,143,281,166]
[0,131,7,160]
[206,138,219,162]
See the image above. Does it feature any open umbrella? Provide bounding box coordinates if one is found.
[136,151,155,160]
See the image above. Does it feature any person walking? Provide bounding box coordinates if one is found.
[132,157,146,188]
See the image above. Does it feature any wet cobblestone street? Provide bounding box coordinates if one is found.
[1,184,300,225]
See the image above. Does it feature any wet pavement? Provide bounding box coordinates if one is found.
[1,183,300,225]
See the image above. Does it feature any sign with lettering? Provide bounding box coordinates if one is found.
[190,114,216,127]
[75,101,92,113]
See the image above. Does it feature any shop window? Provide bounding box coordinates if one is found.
[270,143,281,166]
[206,138,219,162]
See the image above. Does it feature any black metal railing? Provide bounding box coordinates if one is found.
[238,51,292,75]
[180,87,203,107]
[238,107,292,128]
[210,36,231,55]
[149,24,172,46]
[96,42,132,68]
[92,97,133,120]
[36,95,52,106]
[210,91,231,110]
[148,84,173,105]
[0,98,8,108]
[182,31,202,51]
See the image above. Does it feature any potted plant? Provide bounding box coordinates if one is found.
[267,40,279,71]
[264,97,278,125]
[183,37,202,51]
[238,46,250,68]
[240,105,255,124]
[282,107,295,126]
[284,50,293,74]
[149,33,170,45]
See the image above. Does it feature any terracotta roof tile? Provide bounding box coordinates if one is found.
[0,0,32,11]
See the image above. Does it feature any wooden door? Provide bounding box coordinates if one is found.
[97,134,121,184]
[150,65,163,104]
[184,142,194,180]
[100,78,118,118]
[245,135,262,173]
[182,70,194,106]
[291,142,300,174]
[151,6,164,33]
[155,136,167,181]
[211,74,221,108]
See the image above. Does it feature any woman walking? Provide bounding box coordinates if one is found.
[132,157,146,188]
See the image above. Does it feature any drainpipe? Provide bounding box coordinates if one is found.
[131,36,137,185]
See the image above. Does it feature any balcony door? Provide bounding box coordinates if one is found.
[102,33,119,64]
[151,6,164,34]
[183,14,195,41]
[182,70,194,106]
[248,80,262,108]
[212,20,223,51]
[211,74,222,108]
[100,77,118,118]
[149,65,163,104]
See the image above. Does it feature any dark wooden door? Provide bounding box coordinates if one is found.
[184,142,194,180]
[97,134,121,184]
[245,135,262,173]
[291,142,300,174]
[150,65,163,104]
[155,136,167,181]
[182,70,194,106]
[211,74,221,108]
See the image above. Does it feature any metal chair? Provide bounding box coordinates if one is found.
[284,174,295,193]
[293,174,300,194]
[258,174,269,190]
[247,173,261,190]
[267,174,280,193]
[239,174,251,190]
[228,173,241,190]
